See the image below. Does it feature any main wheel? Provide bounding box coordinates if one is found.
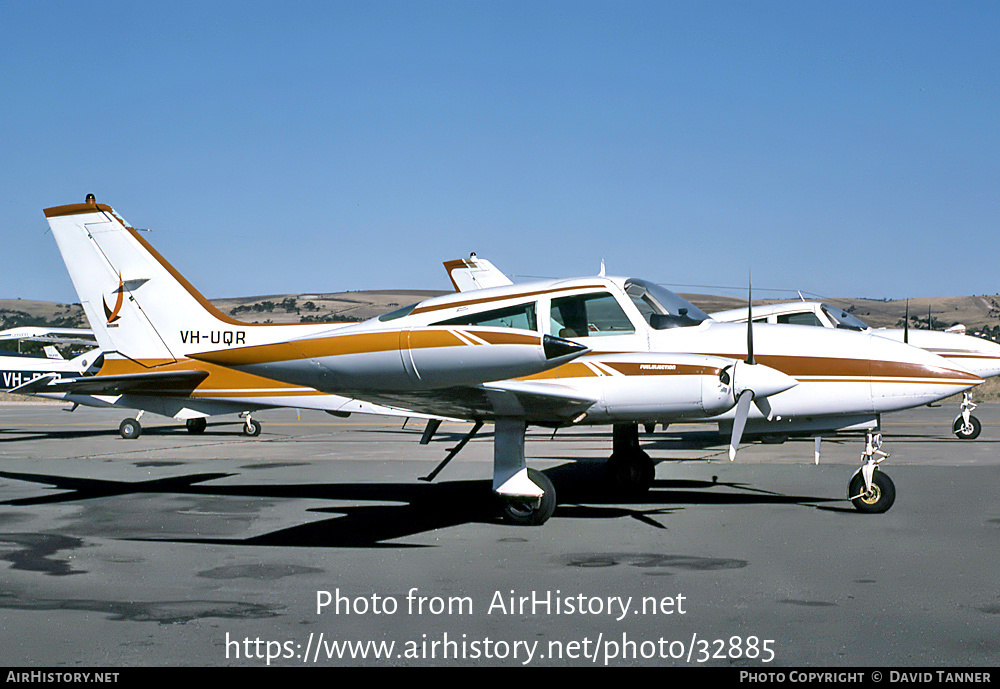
[186,418,207,434]
[759,433,789,444]
[119,418,141,440]
[848,470,896,514]
[501,468,556,526]
[607,450,655,497]
[242,419,262,437]
[953,415,981,440]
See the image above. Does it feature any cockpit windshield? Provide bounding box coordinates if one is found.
[821,304,869,331]
[625,278,710,329]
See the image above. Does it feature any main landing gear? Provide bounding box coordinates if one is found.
[607,424,656,497]
[119,415,142,439]
[240,412,262,437]
[493,419,556,526]
[117,412,262,439]
[847,430,896,513]
[952,393,981,440]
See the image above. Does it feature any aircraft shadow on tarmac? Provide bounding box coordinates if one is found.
[0,462,839,548]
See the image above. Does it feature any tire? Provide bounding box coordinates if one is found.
[119,418,141,440]
[501,468,556,526]
[848,470,896,514]
[186,418,207,434]
[759,433,789,444]
[607,450,655,497]
[242,419,262,437]
[953,415,981,440]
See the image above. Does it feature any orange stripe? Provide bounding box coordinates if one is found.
[411,283,608,315]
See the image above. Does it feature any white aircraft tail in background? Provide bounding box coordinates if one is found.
[444,254,513,292]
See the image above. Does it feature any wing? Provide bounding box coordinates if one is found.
[10,370,210,396]
[333,380,596,424]
[0,327,97,348]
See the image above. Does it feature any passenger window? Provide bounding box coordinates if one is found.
[550,293,635,338]
[777,312,823,327]
[436,302,537,331]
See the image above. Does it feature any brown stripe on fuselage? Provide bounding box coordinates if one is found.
[517,360,722,381]
[602,362,723,377]
[411,283,607,316]
[188,328,526,367]
[701,353,980,383]
[518,361,600,380]
[468,330,542,346]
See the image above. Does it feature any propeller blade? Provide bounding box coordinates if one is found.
[754,394,774,421]
[904,299,909,344]
[729,389,754,461]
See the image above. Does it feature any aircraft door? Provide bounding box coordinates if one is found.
[547,291,649,353]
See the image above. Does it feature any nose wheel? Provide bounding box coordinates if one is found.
[848,470,896,513]
[848,430,895,513]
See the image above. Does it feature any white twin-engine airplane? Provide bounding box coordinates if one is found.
[33,200,982,527]
[710,300,1000,440]
[429,255,983,519]
[30,197,586,460]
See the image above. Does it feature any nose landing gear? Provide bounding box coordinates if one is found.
[848,430,895,513]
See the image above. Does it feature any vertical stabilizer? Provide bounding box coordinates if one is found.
[443,255,514,292]
[43,197,328,367]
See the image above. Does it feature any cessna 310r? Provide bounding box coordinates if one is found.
[711,301,1000,440]
[35,200,980,527]
[28,197,586,460]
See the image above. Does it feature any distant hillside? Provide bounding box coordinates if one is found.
[2,289,999,338]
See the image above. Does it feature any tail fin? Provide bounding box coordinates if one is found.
[43,345,63,360]
[43,197,326,367]
[443,255,513,292]
[68,348,102,375]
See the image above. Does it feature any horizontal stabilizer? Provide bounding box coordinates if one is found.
[16,369,210,396]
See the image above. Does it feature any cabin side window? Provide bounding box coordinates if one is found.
[435,302,537,331]
[549,292,635,338]
[777,312,823,327]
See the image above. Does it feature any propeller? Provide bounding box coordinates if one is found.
[727,275,797,460]
[904,299,909,344]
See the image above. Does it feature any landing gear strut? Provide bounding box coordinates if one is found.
[953,393,981,440]
[607,424,655,496]
[848,430,896,513]
[493,418,555,525]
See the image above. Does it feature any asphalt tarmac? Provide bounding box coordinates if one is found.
[0,402,998,667]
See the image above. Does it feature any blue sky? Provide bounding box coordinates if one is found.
[2,1,998,304]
